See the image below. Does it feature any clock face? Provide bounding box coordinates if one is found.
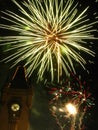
[11,103,20,112]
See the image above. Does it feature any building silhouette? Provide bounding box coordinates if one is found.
[0,66,33,130]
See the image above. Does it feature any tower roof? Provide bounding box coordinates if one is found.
[10,66,28,89]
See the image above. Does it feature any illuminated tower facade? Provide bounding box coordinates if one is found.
[0,66,33,130]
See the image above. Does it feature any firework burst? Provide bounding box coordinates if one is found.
[0,0,97,82]
[47,74,94,130]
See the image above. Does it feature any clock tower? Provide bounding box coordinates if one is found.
[0,66,33,130]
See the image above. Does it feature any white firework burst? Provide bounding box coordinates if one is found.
[0,0,97,82]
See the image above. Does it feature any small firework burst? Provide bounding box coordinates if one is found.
[0,0,98,82]
[47,74,94,130]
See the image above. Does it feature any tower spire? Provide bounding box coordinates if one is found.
[10,66,28,89]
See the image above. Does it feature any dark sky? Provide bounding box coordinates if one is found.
[0,0,98,130]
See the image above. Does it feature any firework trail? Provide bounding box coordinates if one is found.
[0,0,97,82]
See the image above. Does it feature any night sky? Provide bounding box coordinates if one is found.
[0,0,98,130]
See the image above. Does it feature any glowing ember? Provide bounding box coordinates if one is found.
[66,103,77,115]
